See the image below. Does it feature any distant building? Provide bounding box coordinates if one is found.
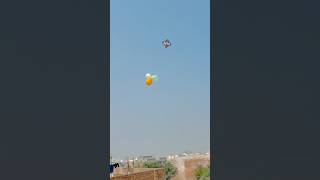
[138,155,156,162]
[159,157,167,161]
[184,151,193,155]
[157,157,167,166]
[147,158,156,162]
[139,156,154,161]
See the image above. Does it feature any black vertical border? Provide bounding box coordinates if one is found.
[98,0,110,177]
[210,0,214,176]
[97,0,109,178]
[105,0,111,177]
[97,0,109,177]
[211,0,224,178]
[0,0,110,179]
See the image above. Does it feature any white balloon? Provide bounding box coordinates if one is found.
[145,73,151,78]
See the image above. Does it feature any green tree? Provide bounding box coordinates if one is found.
[144,161,161,168]
[163,161,177,180]
[143,161,177,180]
[194,166,210,180]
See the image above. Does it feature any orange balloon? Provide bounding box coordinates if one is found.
[146,78,153,86]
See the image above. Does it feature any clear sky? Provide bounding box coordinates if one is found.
[110,0,210,160]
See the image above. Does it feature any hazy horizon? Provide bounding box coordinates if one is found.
[110,0,210,160]
[111,151,210,161]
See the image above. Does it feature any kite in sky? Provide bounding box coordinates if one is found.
[162,39,171,48]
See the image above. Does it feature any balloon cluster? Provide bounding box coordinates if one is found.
[145,73,159,86]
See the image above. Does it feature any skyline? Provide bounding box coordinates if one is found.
[111,151,210,161]
[110,0,210,160]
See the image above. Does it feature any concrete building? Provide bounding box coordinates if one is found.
[138,156,155,161]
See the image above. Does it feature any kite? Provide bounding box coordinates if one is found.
[162,39,171,48]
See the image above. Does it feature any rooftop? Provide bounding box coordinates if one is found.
[111,168,165,180]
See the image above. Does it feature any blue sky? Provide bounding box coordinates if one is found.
[110,0,210,160]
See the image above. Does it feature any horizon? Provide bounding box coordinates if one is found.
[111,150,210,161]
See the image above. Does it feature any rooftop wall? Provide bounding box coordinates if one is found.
[111,168,165,180]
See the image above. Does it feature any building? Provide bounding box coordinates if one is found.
[139,155,155,161]
[159,157,167,162]
[158,157,167,166]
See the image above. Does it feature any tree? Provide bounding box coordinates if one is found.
[163,162,177,180]
[144,161,161,168]
[194,166,210,180]
[143,161,177,180]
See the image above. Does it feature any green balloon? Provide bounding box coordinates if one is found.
[152,75,159,82]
